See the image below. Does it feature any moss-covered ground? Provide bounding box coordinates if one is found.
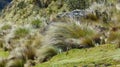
[0,49,9,58]
[35,44,120,67]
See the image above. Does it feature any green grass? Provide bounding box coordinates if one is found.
[35,44,120,67]
[1,24,11,30]
[31,19,42,28]
[14,28,29,38]
[0,49,9,58]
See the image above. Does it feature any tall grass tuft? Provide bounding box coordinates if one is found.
[8,45,35,61]
[1,24,11,30]
[24,33,43,48]
[36,46,58,63]
[5,59,25,67]
[107,31,120,44]
[0,58,7,67]
[42,22,96,51]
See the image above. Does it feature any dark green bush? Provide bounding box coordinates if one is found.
[67,0,90,10]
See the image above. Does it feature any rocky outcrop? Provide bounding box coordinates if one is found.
[57,9,90,18]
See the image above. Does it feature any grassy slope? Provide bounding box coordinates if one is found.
[35,44,120,67]
[0,49,9,58]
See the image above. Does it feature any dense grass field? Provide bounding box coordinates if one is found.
[35,44,120,67]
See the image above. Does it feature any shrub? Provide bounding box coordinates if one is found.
[31,19,42,28]
[14,28,29,38]
[67,0,90,10]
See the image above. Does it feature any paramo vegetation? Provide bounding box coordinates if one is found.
[0,0,120,67]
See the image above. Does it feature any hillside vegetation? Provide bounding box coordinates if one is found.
[35,44,120,67]
[0,0,120,67]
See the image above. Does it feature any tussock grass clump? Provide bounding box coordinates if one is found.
[52,22,94,38]
[31,19,42,28]
[43,22,96,51]
[6,59,25,67]
[0,39,4,48]
[1,24,11,30]
[24,32,43,48]
[67,0,90,10]
[31,33,43,48]
[24,60,35,67]
[17,1,26,9]
[14,28,30,38]
[80,37,94,47]
[107,31,120,44]
[8,45,35,61]
[36,46,58,63]
[85,13,99,21]
[0,58,7,67]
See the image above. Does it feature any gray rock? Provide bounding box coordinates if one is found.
[57,9,92,21]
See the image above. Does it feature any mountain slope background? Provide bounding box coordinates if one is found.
[0,0,68,23]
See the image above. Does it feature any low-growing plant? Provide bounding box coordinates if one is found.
[36,46,58,63]
[17,1,26,9]
[9,46,35,61]
[107,31,120,44]
[1,24,11,30]
[81,37,94,47]
[31,19,42,28]
[67,0,90,10]
[0,39,4,48]
[43,22,96,51]
[14,28,29,38]
[0,58,7,67]
[85,13,99,21]
[5,59,25,67]
[24,33,43,48]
